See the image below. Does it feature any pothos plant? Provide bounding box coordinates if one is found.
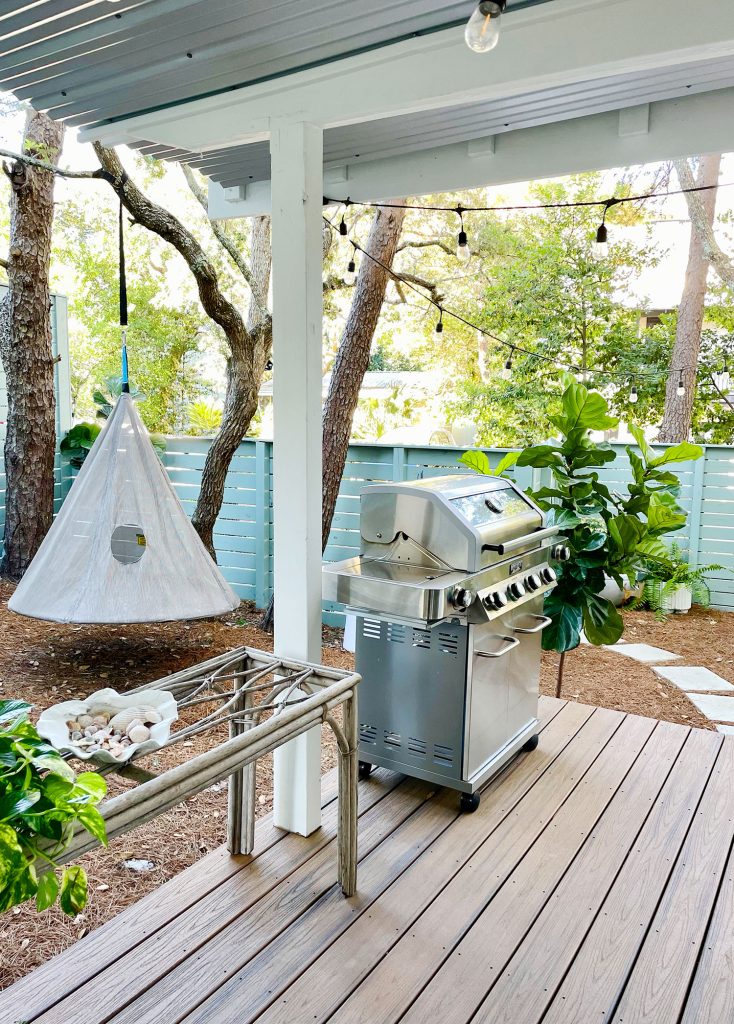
[0,700,107,915]
[461,376,703,694]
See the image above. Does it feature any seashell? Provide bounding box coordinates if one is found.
[93,729,110,742]
[66,719,78,730]
[144,710,163,725]
[78,714,95,728]
[83,726,96,738]
[70,730,83,741]
[91,713,109,727]
[109,744,125,758]
[125,719,144,737]
[109,706,158,731]
[127,724,151,744]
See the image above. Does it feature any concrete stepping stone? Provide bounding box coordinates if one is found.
[612,643,681,664]
[685,693,734,723]
[716,724,734,736]
[652,666,734,693]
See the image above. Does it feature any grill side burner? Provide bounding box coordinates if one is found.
[322,473,567,811]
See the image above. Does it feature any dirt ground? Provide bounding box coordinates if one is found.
[0,583,728,988]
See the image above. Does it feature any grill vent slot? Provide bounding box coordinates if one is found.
[362,619,382,640]
[408,737,427,759]
[433,743,454,767]
[387,623,406,644]
[360,724,377,745]
[384,730,402,748]
[437,631,459,656]
[411,627,431,650]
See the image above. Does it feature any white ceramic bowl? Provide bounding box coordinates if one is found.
[37,687,178,765]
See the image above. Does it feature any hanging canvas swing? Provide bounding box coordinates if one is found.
[9,177,239,624]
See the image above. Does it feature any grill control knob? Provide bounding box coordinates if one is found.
[541,566,557,585]
[525,573,542,592]
[483,590,508,610]
[551,543,571,562]
[507,580,526,601]
[450,587,473,611]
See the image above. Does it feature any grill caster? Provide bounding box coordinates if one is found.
[522,734,540,752]
[459,792,481,814]
[358,761,375,779]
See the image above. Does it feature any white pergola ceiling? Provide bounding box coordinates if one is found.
[0,0,529,127]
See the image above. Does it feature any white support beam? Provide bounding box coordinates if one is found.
[84,0,734,152]
[209,86,734,219]
[270,120,324,837]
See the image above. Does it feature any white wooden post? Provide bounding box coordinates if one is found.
[270,119,324,836]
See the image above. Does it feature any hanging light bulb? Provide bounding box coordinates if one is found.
[455,208,471,261]
[592,222,608,258]
[435,309,444,335]
[344,252,357,285]
[501,350,513,380]
[465,0,507,53]
[713,360,731,392]
[676,370,685,397]
[338,217,348,237]
[629,382,639,404]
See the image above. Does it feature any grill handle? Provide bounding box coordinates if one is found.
[482,526,559,557]
[475,635,520,659]
[513,615,553,635]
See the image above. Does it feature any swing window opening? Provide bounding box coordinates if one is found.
[111,524,147,564]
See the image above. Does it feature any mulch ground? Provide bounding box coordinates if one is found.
[0,583,728,988]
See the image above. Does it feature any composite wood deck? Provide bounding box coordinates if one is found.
[2,696,733,1024]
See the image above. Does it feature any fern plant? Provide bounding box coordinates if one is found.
[643,542,725,612]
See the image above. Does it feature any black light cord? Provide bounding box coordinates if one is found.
[324,179,734,216]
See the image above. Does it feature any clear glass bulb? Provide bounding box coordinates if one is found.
[465,2,502,53]
[501,361,512,380]
[677,384,685,397]
[714,370,731,391]
[344,260,357,285]
[456,241,471,262]
[629,387,638,404]
[592,239,608,258]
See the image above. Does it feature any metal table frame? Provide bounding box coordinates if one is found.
[57,647,361,896]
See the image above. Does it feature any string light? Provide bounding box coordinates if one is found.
[331,223,698,388]
[629,383,638,404]
[465,0,507,53]
[677,371,686,397]
[344,243,358,285]
[592,198,621,258]
[456,207,470,262]
[435,308,444,335]
[713,359,731,392]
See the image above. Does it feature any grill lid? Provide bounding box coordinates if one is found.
[360,474,543,572]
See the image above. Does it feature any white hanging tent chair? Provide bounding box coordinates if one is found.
[9,393,239,624]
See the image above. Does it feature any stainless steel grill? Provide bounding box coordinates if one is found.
[323,474,568,811]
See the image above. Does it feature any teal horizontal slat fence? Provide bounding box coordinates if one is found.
[3,436,733,623]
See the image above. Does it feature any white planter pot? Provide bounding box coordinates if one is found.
[599,575,643,607]
[660,584,692,614]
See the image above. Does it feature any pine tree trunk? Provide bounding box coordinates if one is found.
[659,153,721,442]
[0,111,64,580]
[260,202,406,630]
[321,203,406,549]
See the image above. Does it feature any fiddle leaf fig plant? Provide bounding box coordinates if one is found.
[0,700,107,915]
[462,375,703,693]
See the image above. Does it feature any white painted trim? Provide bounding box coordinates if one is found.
[82,0,734,152]
[270,120,324,837]
[208,86,734,217]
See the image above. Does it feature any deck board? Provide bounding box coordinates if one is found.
[2,697,732,1024]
